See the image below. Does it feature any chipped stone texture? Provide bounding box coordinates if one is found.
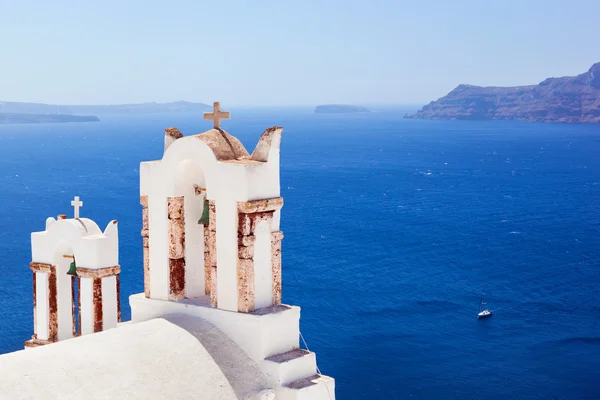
[271,231,284,243]
[204,259,211,296]
[143,246,150,298]
[116,274,122,323]
[237,259,255,313]
[194,129,249,161]
[141,195,150,297]
[238,213,253,236]
[271,248,281,305]
[238,245,254,260]
[237,197,284,214]
[93,277,103,333]
[71,276,77,337]
[77,277,81,335]
[210,266,218,307]
[238,234,255,247]
[24,337,56,348]
[142,207,149,232]
[169,258,185,301]
[236,210,275,313]
[164,128,184,153]
[208,200,217,232]
[168,217,185,259]
[48,267,58,341]
[272,234,283,306]
[76,265,121,279]
[165,127,183,139]
[203,225,213,296]
[249,126,283,162]
[168,196,185,220]
[30,262,52,272]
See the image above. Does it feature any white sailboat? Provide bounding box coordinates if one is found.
[477,292,493,319]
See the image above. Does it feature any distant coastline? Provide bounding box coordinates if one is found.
[0,100,211,115]
[0,100,212,124]
[405,62,600,124]
[314,104,370,114]
[0,113,99,124]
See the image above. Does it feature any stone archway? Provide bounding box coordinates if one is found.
[168,159,211,301]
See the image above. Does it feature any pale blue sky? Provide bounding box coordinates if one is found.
[1,0,598,106]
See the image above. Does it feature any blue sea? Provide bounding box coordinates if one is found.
[0,109,599,399]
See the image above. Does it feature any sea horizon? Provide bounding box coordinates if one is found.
[0,110,599,399]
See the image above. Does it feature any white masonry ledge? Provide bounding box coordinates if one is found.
[130,293,301,364]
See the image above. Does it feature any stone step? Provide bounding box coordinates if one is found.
[279,374,335,400]
[263,348,317,386]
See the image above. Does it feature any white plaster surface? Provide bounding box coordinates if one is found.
[55,246,74,341]
[0,317,274,400]
[80,277,93,335]
[102,275,118,330]
[35,271,48,340]
[130,294,299,363]
[148,194,169,300]
[254,220,273,309]
[31,218,118,270]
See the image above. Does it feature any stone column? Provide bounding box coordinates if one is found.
[271,231,284,305]
[93,277,103,333]
[140,196,150,298]
[25,262,57,348]
[76,266,121,335]
[168,196,185,300]
[204,200,217,306]
[236,197,284,313]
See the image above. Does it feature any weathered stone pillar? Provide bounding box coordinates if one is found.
[236,197,284,313]
[205,200,217,306]
[271,231,284,305]
[77,266,121,335]
[48,266,58,342]
[25,262,57,348]
[71,276,77,337]
[93,277,103,333]
[168,196,185,300]
[140,196,150,298]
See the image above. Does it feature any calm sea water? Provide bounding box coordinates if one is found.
[0,109,599,399]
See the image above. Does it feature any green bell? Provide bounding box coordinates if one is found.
[67,260,77,276]
[198,199,210,225]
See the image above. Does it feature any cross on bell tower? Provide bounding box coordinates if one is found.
[204,102,230,129]
[71,196,83,219]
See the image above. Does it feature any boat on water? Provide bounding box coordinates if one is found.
[477,292,493,319]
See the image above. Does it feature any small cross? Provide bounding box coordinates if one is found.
[71,196,83,219]
[204,101,230,129]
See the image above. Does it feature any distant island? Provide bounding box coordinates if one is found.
[0,100,211,115]
[0,113,99,124]
[405,62,600,123]
[314,104,370,114]
[0,100,212,124]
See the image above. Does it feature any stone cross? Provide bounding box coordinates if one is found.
[204,101,230,129]
[71,196,83,219]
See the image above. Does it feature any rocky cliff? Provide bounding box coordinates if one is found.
[405,62,600,123]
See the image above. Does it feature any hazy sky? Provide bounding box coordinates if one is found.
[1,0,598,106]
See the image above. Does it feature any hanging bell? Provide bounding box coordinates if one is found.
[67,261,77,276]
[198,199,210,225]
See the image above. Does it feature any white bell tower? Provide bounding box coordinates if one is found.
[25,196,121,348]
